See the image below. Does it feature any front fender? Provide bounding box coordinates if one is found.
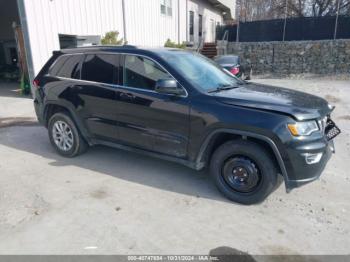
[195,128,290,190]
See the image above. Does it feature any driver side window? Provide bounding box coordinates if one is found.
[123,55,172,90]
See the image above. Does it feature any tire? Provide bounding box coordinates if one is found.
[210,139,278,205]
[48,112,88,157]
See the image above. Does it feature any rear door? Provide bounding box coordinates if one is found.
[73,53,120,142]
[116,54,190,158]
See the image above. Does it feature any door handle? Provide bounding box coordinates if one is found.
[72,85,83,91]
[120,92,135,100]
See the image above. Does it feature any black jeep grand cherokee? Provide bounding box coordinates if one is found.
[33,46,340,204]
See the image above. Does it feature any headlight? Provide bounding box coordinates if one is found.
[288,121,319,136]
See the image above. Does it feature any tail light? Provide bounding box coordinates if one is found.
[230,67,240,75]
[33,79,40,88]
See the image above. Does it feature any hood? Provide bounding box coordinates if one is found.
[214,83,332,121]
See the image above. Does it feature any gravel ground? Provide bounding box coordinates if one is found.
[0,79,349,256]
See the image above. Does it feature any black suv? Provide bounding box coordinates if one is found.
[33,46,340,204]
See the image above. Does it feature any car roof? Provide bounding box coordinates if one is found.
[57,45,190,57]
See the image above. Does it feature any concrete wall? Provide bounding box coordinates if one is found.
[224,39,350,76]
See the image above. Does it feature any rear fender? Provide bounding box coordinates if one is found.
[44,101,92,144]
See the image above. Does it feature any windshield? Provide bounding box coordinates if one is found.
[160,51,241,92]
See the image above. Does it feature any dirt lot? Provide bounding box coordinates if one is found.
[0,79,349,256]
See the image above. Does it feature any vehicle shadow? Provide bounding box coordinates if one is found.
[0,125,229,203]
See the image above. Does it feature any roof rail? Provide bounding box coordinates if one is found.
[93,44,137,49]
[57,44,138,53]
[122,44,137,49]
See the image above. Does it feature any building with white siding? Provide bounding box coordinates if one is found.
[0,0,233,84]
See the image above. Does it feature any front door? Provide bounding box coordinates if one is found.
[116,54,190,158]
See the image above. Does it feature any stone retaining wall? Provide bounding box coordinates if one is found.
[220,40,350,76]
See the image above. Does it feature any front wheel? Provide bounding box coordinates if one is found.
[210,140,279,205]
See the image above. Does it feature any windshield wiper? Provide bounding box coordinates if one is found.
[207,85,238,93]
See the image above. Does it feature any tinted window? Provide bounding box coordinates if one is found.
[123,55,171,90]
[50,54,82,79]
[81,54,117,84]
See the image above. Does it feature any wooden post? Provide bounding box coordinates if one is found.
[13,23,29,79]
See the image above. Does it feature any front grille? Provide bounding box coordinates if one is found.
[324,117,341,141]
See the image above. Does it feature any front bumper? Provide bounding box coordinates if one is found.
[283,138,335,191]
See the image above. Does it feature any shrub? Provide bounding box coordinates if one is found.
[101,31,125,45]
[164,39,186,49]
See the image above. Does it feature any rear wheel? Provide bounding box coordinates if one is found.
[48,112,88,157]
[210,139,278,205]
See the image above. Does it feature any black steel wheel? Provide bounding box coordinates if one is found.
[210,139,279,205]
[222,156,261,193]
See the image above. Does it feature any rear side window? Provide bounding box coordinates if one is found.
[81,54,117,84]
[49,54,82,79]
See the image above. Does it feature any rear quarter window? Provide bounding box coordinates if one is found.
[49,54,83,79]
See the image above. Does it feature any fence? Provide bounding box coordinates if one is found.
[216,16,350,42]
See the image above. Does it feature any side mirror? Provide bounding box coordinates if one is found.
[155,79,185,96]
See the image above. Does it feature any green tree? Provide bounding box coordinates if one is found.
[101,31,125,45]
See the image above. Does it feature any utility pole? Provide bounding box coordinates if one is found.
[236,0,241,43]
[122,0,127,43]
[185,0,188,42]
[282,0,288,42]
[178,0,181,44]
[334,0,341,40]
